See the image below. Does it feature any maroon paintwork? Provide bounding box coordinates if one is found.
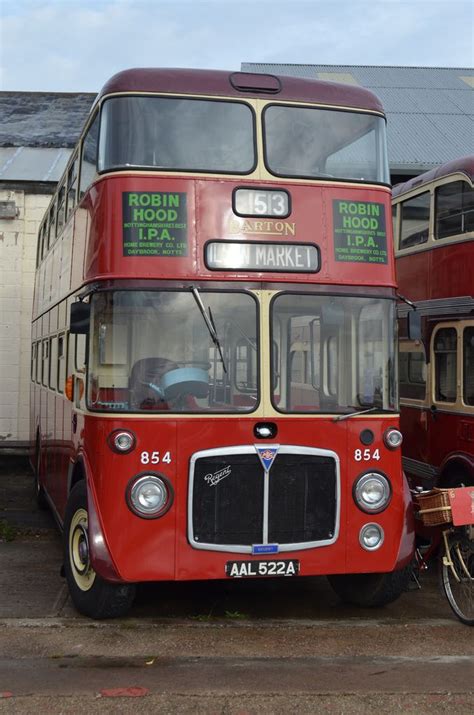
[76,176,395,289]
[97,68,384,114]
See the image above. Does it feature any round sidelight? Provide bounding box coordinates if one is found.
[359,523,384,551]
[108,429,136,454]
[126,474,173,519]
[354,472,391,513]
[384,428,403,450]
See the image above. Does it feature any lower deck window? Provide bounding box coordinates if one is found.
[434,328,457,403]
[463,327,474,406]
[87,289,258,413]
[271,294,397,414]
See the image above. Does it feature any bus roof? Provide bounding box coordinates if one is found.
[392,155,474,198]
[96,68,384,114]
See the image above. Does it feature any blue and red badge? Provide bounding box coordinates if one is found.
[255,445,280,472]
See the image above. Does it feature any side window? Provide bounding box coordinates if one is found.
[41,339,49,387]
[56,182,66,237]
[66,153,79,219]
[391,203,398,249]
[463,327,474,406]
[47,201,57,250]
[31,342,37,381]
[49,336,58,390]
[40,217,49,262]
[434,328,457,403]
[58,333,66,394]
[37,223,45,267]
[80,112,100,198]
[400,191,430,249]
[435,180,474,240]
[399,345,426,400]
[36,340,42,383]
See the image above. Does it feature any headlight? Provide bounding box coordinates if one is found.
[108,429,136,454]
[126,474,173,519]
[354,472,391,513]
[359,523,384,550]
[384,428,403,449]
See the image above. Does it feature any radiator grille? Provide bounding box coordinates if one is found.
[190,448,338,550]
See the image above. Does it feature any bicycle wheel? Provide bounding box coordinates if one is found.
[439,527,474,626]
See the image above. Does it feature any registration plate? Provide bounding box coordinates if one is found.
[225,559,299,578]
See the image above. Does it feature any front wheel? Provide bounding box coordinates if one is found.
[439,528,474,626]
[328,566,411,607]
[63,481,136,619]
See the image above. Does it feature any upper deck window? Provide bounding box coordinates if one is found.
[263,106,389,183]
[80,111,100,198]
[99,96,256,174]
[400,192,430,249]
[435,180,474,240]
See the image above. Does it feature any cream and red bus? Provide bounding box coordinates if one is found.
[31,68,412,617]
[393,156,474,492]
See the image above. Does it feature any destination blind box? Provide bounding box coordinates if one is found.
[205,240,320,273]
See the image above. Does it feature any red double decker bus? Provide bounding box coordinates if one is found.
[393,156,474,491]
[31,68,412,618]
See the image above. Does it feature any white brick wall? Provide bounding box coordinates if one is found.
[0,189,49,444]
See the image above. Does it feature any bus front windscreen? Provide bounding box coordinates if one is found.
[264,105,389,183]
[99,96,256,174]
[87,289,258,413]
[271,294,397,413]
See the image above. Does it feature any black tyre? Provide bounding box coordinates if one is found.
[63,481,136,619]
[328,566,411,607]
[439,528,473,626]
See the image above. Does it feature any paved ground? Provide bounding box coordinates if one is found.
[0,455,473,713]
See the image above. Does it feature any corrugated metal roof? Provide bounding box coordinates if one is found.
[242,64,474,172]
[0,92,96,148]
[0,147,72,182]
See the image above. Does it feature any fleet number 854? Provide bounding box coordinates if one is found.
[354,448,380,462]
[140,451,172,465]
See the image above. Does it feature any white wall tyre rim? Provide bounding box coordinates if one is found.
[69,508,96,592]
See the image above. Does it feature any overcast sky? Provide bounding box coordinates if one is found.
[0,0,473,92]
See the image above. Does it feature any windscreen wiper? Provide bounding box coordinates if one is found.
[191,286,227,374]
[332,405,394,422]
